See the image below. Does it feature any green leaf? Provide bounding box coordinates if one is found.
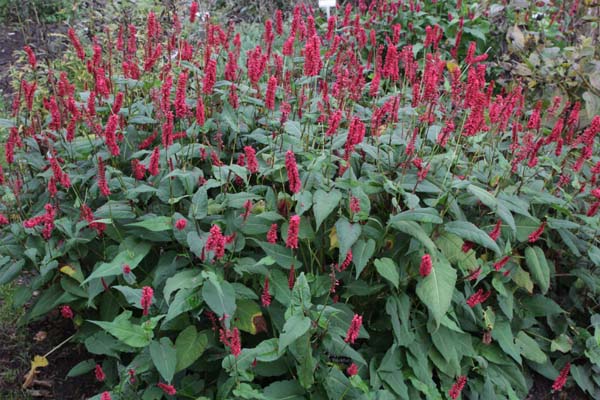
[290,273,312,313]
[467,184,497,210]
[516,331,547,364]
[374,258,399,289]
[390,208,443,224]
[388,220,436,253]
[66,359,96,377]
[416,256,457,326]
[444,221,501,254]
[264,380,305,400]
[190,187,208,220]
[150,338,177,383]
[550,334,572,353]
[202,273,237,322]
[0,260,25,285]
[312,189,342,230]
[524,246,550,294]
[0,118,16,128]
[334,218,361,260]
[175,326,208,372]
[254,240,300,269]
[352,239,375,277]
[163,269,203,304]
[127,216,172,231]
[88,311,154,348]
[279,315,311,353]
[83,238,151,283]
[492,319,521,363]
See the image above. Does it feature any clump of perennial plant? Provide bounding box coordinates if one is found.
[1,0,599,398]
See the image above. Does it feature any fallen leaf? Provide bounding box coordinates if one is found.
[22,355,49,389]
[33,331,47,342]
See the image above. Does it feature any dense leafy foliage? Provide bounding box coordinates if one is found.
[1,0,600,399]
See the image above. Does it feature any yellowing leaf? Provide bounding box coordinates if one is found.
[446,61,459,73]
[32,355,49,369]
[329,227,339,250]
[60,265,76,277]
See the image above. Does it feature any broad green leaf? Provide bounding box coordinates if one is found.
[66,359,96,377]
[279,315,311,353]
[89,311,154,348]
[313,189,342,230]
[190,187,208,220]
[550,334,572,353]
[468,184,497,209]
[524,246,550,294]
[163,269,203,304]
[374,258,399,289]
[512,266,534,293]
[254,240,300,269]
[202,274,237,323]
[389,208,443,224]
[388,220,436,253]
[290,273,311,313]
[516,331,547,364]
[150,338,177,383]
[492,319,521,363]
[264,380,305,400]
[127,216,172,231]
[444,221,501,254]
[334,218,361,261]
[352,239,375,277]
[416,256,456,326]
[84,238,151,283]
[175,326,208,372]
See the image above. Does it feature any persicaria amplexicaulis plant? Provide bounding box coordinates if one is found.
[1,1,599,398]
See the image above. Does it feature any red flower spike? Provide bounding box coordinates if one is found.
[261,277,271,307]
[286,215,300,249]
[60,305,74,319]
[449,376,467,399]
[100,392,111,400]
[206,225,226,259]
[285,151,301,193]
[528,221,546,243]
[95,364,106,382]
[141,286,154,316]
[265,76,277,110]
[420,254,432,277]
[347,363,358,376]
[189,1,198,23]
[345,314,362,344]
[175,219,187,231]
[157,382,176,395]
[552,362,571,392]
[24,45,37,68]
